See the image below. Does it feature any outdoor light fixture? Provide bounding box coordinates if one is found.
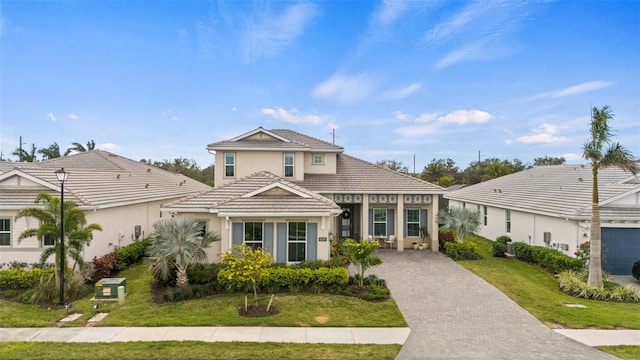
[55,168,68,305]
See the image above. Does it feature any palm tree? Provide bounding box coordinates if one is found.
[583,105,638,287]
[64,139,96,156]
[437,207,481,243]
[38,143,62,160]
[149,215,220,287]
[481,160,511,182]
[15,192,102,293]
[12,143,38,162]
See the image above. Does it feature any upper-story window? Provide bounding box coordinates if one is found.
[312,154,324,165]
[284,153,294,177]
[224,153,235,177]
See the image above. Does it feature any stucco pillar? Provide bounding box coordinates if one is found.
[362,194,369,240]
[431,195,439,252]
[396,196,404,252]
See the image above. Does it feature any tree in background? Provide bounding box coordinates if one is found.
[582,105,637,287]
[376,159,409,174]
[419,158,461,187]
[533,156,566,166]
[64,139,95,155]
[38,143,62,160]
[461,158,527,185]
[12,143,38,162]
[437,207,481,243]
[140,158,214,186]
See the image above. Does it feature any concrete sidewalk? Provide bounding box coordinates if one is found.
[555,329,640,346]
[0,326,411,344]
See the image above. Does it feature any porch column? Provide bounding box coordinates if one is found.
[396,196,404,252]
[431,195,439,252]
[362,194,369,240]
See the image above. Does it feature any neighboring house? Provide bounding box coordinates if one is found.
[162,127,444,263]
[445,165,640,275]
[0,150,211,265]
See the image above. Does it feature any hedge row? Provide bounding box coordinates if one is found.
[218,266,349,293]
[512,242,583,274]
[444,241,482,260]
[0,268,55,289]
[89,238,151,282]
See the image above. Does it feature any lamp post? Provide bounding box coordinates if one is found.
[55,168,68,305]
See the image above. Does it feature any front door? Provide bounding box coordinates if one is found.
[339,206,352,240]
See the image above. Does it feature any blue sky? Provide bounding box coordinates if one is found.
[1,1,639,171]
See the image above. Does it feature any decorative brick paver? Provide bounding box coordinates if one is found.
[372,250,617,360]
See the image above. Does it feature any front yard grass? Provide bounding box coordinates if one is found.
[0,342,401,360]
[597,345,640,360]
[0,263,406,328]
[458,236,640,329]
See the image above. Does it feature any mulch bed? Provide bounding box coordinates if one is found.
[238,303,280,317]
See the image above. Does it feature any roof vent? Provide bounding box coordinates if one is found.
[145,183,149,188]
[147,168,151,172]
[116,174,120,179]
[578,177,583,182]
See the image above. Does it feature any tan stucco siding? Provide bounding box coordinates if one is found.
[215,151,305,186]
[303,153,337,174]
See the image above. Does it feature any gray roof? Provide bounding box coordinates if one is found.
[164,171,342,216]
[301,153,445,194]
[0,150,211,209]
[445,165,640,221]
[207,127,344,153]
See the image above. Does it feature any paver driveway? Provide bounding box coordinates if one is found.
[371,250,617,360]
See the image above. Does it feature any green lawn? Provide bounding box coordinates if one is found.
[0,263,406,328]
[597,346,640,360]
[459,236,640,329]
[0,342,401,360]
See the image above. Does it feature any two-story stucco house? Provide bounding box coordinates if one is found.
[445,165,640,275]
[0,151,211,265]
[162,127,444,263]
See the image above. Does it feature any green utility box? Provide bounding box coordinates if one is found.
[95,278,126,300]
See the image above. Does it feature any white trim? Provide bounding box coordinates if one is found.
[0,170,61,192]
[218,211,338,217]
[599,187,640,207]
[229,127,291,143]
[242,183,311,198]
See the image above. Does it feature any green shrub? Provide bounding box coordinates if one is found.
[633,261,640,281]
[445,241,482,260]
[512,242,534,263]
[0,289,17,298]
[252,267,349,293]
[496,235,512,244]
[529,246,584,274]
[359,284,390,301]
[558,271,640,303]
[0,268,55,289]
[114,238,150,269]
[492,241,507,257]
[187,263,221,285]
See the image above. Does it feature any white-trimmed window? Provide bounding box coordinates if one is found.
[284,153,294,177]
[406,209,420,237]
[483,206,488,226]
[43,233,55,247]
[506,210,511,233]
[244,222,263,251]
[0,218,11,247]
[312,154,324,165]
[197,220,207,237]
[373,209,387,237]
[288,222,306,262]
[224,153,235,177]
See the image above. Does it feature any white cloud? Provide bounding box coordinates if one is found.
[245,2,319,59]
[98,143,121,151]
[393,123,440,137]
[47,113,56,122]
[517,123,568,144]
[393,111,410,121]
[423,1,494,43]
[528,81,614,100]
[312,73,377,104]
[440,110,492,125]
[261,107,322,125]
[415,112,438,123]
[68,114,78,120]
[371,0,409,26]
[563,153,582,162]
[380,83,422,100]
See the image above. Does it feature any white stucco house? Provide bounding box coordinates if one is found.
[0,150,211,265]
[162,127,444,263]
[445,164,640,275]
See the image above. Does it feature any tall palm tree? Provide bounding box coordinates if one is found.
[15,193,102,291]
[38,143,62,160]
[437,207,481,243]
[64,139,96,156]
[12,143,38,162]
[149,215,220,287]
[583,106,637,287]
[481,160,511,182]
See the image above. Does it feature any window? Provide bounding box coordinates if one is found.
[462,202,466,209]
[197,220,207,237]
[483,206,488,226]
[506,210,511,233]
[244,222,263,251]
[406,209,420,237]
[373,209,387,236]
[0,218,10,247]
[312,154,324,164]
[284,153,294,177]
[43,233,55,247]
[224,153,235,177]
[288,222,306,262]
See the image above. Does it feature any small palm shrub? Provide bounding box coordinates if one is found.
[445,241,482,260]
[558,271,640,302]
[633,261,640,281]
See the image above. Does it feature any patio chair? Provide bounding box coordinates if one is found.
[384,235,396,249]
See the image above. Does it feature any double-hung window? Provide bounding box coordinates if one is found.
[483,206,488,226]
[373,209,387,237]
[43,233,55,247]
[288,222,306,262]
[244,222,263,250]
[406,209,420,237]
[284,153,294,178]
[224,153,235,177]
[506,210,511,233]
[0,218,10,247]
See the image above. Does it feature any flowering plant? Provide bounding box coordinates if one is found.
[574,241,590,270]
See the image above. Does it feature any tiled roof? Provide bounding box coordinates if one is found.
[207,127,343,152]
[164,171,342,215]
[301,153,445,194]
[0,151,211,209]
[445,165,640,221]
